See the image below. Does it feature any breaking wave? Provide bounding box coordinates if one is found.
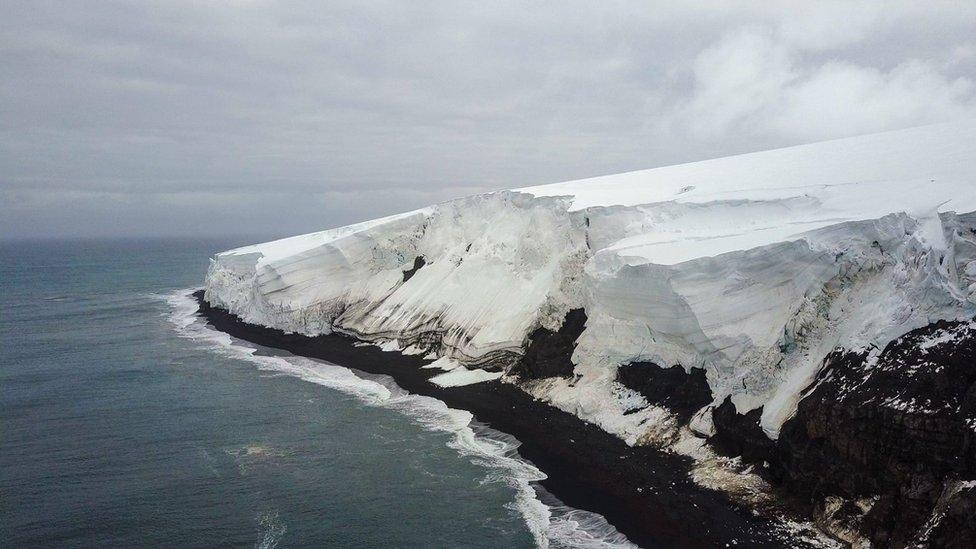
[162,289,635,549]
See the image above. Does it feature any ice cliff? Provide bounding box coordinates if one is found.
[206,120,975,445]
[205,120,976,545]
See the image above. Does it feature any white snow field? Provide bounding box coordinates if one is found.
[206,120,976,444]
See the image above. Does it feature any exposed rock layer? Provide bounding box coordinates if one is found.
[616,362,712,422]
[710,319,976,547]
[511,309,587,380]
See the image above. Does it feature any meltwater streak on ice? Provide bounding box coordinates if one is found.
[163,289,634,549]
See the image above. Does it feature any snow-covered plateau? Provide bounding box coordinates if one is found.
[205,120,976,546]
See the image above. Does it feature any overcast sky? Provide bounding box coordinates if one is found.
[2,1,975,240]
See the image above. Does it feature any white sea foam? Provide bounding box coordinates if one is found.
[255,510,287,549]
[162,289,634,549]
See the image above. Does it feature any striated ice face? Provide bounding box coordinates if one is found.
[206,191,589,363]
[205,120,976,442]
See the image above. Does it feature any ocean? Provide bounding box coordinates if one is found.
[0,237,605,548]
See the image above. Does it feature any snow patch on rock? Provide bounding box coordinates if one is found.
[431,367,505,387]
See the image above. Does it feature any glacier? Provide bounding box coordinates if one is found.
[205,120,975,444]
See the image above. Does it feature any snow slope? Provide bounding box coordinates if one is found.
[205,120,976,443]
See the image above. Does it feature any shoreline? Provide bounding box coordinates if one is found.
[194,291,804,548]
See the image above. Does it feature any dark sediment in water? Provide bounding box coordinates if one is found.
[194,292,802,548]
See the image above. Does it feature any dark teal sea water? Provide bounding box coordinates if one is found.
[0,238,552,548]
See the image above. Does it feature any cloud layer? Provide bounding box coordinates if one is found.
[2,1,974,238]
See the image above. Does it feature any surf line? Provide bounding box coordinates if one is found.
[165,289,634,548]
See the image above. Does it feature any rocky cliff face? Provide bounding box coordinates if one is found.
[708,319,976,546]
[616,362,712,423]
[510,309,587,380]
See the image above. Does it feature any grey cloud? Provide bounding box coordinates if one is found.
[669,25,976,143]
[2,1,974,239]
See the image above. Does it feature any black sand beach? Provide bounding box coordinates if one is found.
[195,291,806,548]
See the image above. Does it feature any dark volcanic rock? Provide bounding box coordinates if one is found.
[617,362,712,422]
[710,398,778,469]
[927,482,976,548]
[711,318,976,547]
[402,256,426,282]
[509,309,587,379]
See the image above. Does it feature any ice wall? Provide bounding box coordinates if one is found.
[205,120,976,442]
